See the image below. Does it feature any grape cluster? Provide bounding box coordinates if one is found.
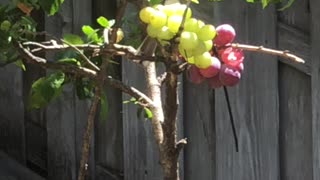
[138,4,244,88]
[139,3,192,41]
[187,24,245,88]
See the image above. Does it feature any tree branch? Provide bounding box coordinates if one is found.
[230,43,305,63]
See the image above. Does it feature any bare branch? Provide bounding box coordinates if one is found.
[231,43,305,64]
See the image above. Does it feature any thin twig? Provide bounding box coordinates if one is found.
[223,86,239,152]
[60,39,100,71]
[230,43,305,64]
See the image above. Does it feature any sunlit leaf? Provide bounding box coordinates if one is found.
[39,0,64,16]
[97,16,109,28]
[191,0,199,4]
[63,34,84,45]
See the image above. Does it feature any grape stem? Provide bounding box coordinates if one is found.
[230,43,305,64]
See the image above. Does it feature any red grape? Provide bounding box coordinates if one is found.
[199,56,221,78]
[214,24,236,46]
[207,75,223,89]
[187,65,205,84]
[220,47,244,67]
[219,64,241,86]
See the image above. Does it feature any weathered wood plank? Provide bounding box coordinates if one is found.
[0,151,44,180]
[214,1,279,180]
[279,63,312,180]
[278,0,310,33]
[310,0,320,179]
[92,1,124,180]
[183,82,215,180]
[0,64,25,163]
[277,22,310,75]
[45,1,77,179]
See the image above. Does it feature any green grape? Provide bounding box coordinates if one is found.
[179,45,193,58]
[192,41,208,56]
[180,31,199,50]
[139,7,155,23]
[197,24,217,41]
[147,24,161,38]
[167,15,183,33]
[184,18,198,32]
[186,56,195,64]
[194,52,212,69]
[176,4,192,19]
[203,40,213,51]
[153,4,164,11]
[150,10,167,28]
[163,5,176,17]
[0,20,11,31]
[157,26,175,40]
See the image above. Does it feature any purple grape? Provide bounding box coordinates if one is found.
[219,64,241,86]
[214,24,236,46]
[199,56,221,78]
[187,65,205,84]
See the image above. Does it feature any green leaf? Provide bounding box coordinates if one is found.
[63,34,84,45]
[82,25,95,36]
[38,0,64,16]
[262,0,268,8]
[148,0,162,6]
[75,78,94,100]
[278,0,295,11]
[246,0,255,3]
[100,91,108,120]
[144,107,153,119]
[191,0,199,4]
[14,59,26,71]
[29,72,65,109]
[58,58,81,66]
[97,16,109,28]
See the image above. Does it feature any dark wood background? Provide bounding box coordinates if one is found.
[0,0,318,179]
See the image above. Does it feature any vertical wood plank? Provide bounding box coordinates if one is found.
[92,1,124,180]
[310,0,320,179]
[46,1,77,179]
[213,1,279,180]
[279,64,312,180]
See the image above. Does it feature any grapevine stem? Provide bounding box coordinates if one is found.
[223,86,239,152]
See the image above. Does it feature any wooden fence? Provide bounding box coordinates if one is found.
[0,0,319,179]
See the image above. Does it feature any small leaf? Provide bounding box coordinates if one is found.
[100,91,108,120]
[262,0,268,8]
[58,58,81,66]
[97,16,109,28]
[148,0,162,6]
[63,34,84,45]
[82,25,95,36]
[82,25,101,43]
[144,107,153,119]
[39,0,64,16]
[14,59,26,71]
[246,0,255,3]
[29,72,65,109]
[191,0,199,4]
[16,2,33,15]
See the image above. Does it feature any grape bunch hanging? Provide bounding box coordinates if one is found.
[139,3,245,88]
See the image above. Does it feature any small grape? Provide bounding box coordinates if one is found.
[0,20,11,31]
[139,7,155,23]
[178,45,193,58]
[192,41,208,56]
[219,64,241,86]
[153,4,164,11]
[149,10,167,28]
[220,47,244,67]
[147,24,161,38]
[157,26,175,40]
[203,40,213,51]
[199,56,221,78]
[167,15,183,33]
[163,5,176,17]
[186,56,195,64]
[214,24,236,46]
[194,52,212,69]
[197,25,217,41]
[187,65,205,84]
[180,31,199,50]
[176,4,192,19]
[207,75,223,89]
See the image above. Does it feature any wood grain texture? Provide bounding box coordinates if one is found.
[278,0,310,33]
[279,64,312,180]
[45,1,77,179]
[0,63,25,163]
[277,22,310,75]
[92,1,124,180]
[310,0,320,179]
[213,1,279,180]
